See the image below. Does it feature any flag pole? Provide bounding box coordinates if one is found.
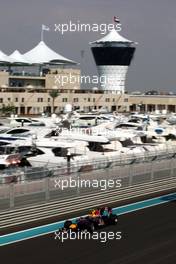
[41,27,44,42]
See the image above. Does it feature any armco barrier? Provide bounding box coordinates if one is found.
[0,157,176,213]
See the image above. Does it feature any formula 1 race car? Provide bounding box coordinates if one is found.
[59,207,118,234]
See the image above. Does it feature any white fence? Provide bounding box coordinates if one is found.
[0,157,176,211]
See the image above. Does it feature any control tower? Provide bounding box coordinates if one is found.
[90,27,137,94]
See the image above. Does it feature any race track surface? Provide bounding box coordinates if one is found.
[1,201,176,264]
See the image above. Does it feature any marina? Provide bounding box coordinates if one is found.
[1,112,176,177]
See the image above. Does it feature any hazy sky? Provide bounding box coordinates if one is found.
[0,0,175,92]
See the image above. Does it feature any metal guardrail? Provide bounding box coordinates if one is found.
[0,157,176,213]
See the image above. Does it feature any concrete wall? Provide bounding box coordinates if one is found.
[45,68,80,90]
[0,71,9,87]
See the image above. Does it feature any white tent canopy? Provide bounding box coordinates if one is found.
[24,41,77,65]
[8,50,32,64]
[90,28,136,44]
[0,41,77,65]
[0,50,11,63]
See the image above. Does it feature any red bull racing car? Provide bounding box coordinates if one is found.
[59,207,118,233]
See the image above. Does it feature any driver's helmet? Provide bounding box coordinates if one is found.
[89,209,96,217]
[69,223,77,230]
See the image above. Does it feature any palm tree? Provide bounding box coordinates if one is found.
[49,90,59,113]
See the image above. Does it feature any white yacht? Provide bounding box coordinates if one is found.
[0,146,22,170]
